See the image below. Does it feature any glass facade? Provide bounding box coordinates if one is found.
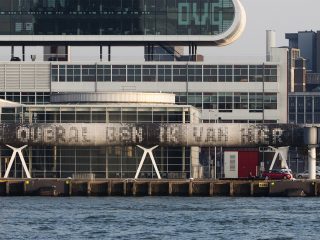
[51,64,278,83]
[0,145,191,179]
[0,106,191,124]
[0,92,50,104]
[0,0,235,36]
[0,104,197,179]
[288,94,320,124]
[175,92,278,111]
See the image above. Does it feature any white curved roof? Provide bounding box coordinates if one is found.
[51,92,176,104]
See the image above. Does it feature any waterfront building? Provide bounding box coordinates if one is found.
[0,0,293,179]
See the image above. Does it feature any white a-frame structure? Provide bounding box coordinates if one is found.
[4,145,31,179]
[268,146,289,170]
[134,145,161,179]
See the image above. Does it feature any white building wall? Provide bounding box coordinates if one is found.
[0,63,50,91]
[271,47,288,123]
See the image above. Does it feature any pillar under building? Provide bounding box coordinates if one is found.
[308,146,316,180]
[304,127,318,180]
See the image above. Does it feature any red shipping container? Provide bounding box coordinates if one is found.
[238,151,259,178]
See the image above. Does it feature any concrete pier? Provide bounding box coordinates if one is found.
[0,179,320,197]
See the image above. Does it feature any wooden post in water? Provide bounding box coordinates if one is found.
[87,182,91,196]
[188,181,193,196]
[133,182,137,196]
[229,182,234,196]
[123,181,127,196]
[209,182,214,196]
[108,180,112,196]
[250,182,254,196]
[6,181,9,196]
[148,182,152,196]
[168,182,172,196]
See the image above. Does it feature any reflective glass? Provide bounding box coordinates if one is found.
[0,0,235,36]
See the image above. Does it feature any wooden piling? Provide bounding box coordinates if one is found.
[229,182,234,196]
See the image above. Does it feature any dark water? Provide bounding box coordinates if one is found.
[0,197,319,240]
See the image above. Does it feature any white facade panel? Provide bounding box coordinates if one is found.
[0,63,50,91]
[51,82,96,92]
[224,151,238,178]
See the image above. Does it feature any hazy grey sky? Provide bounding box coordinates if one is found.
[200,0,320,57]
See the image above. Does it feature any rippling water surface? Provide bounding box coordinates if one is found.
[0,197,320,240]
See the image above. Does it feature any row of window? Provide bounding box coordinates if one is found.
[289,95,320,124]
[0,108,189,123]
[0,92,50,104]
[175,92,278,111]
[52,64,278,82]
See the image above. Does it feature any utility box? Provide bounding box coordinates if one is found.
[224,151,259,178]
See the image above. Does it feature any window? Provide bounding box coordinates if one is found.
[142,65,156,82]
[249,93,263,111]
[127,65,142,82]
[218,65,233,82]
[218,92,233,111]
[173,65,186,82]
[187,65,202,82]
[187,93,202,108]
[82,65,96,82]
[158,65,172,82]
[289,97,296,113]
[203,65,217,82]
[97,65,111,82]
[203,92,217,109]
[175,93,187,105]
[234,92,248,109]
[249,65,263,82]
[234,65,248,82]
[112,65,126,82]
[264,65,277,82]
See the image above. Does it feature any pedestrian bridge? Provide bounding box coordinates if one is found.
[0,123,317,147]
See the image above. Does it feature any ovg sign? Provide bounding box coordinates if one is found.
[178,0,235,27]
[176,0,246,46]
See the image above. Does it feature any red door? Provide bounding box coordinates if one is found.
[238,151,259,178]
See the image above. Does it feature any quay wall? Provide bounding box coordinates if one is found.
[0,179,319,197]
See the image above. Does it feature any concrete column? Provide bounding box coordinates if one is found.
[22,46,25,61]
[308,146,317,180]
[182,147,186,176]
[191,147,201,178]
[100,46,103,62]
[53,146,57,176]
[108,45,111,62]
[105,147,109,178]
[11,46,14,59]
[304,127,318,180]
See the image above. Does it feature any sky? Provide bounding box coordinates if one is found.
[200,0,320,58]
